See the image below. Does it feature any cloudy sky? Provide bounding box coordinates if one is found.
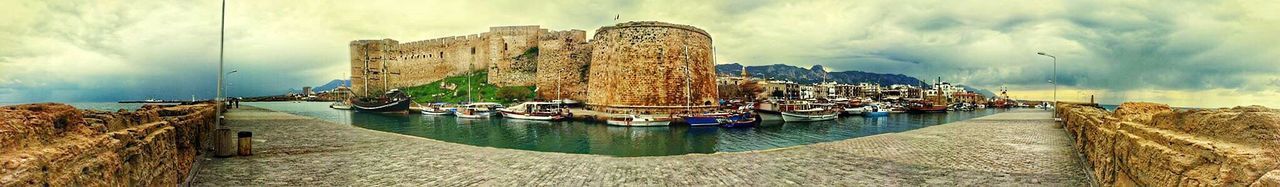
[1,0,1278,108]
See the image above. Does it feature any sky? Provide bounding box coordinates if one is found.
[1,0,1278,108]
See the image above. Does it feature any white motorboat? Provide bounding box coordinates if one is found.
[456,103,501,119]
[842,107,866,115]
[606,115,672,127]
[499,102,568,121]
[781,108,838,122]
[420,103,454,115]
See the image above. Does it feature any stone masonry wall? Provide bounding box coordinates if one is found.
[1057,102,1280,186]
[486,26,543,87]
[0,103,217,186]
[351,26,560,96]
[534,30,589,101]
[586,21,719,114]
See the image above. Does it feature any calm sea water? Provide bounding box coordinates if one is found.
[247,102,1006,157]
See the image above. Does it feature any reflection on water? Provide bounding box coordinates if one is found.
[247,102,1005,157]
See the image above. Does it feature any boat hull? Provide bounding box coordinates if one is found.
[330,103,353,110]
[421,109,454,115]
[606,119,671,127]
[863,111,889,117]
[353,99,411,113]
[842,108,865,115]
[456,111,493,119]
[780,112,838,122]
[500,111,564,121]
[681,116,723,126]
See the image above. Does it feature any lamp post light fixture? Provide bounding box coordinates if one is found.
[1037,52,1058,120]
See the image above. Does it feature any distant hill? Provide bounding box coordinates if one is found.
[715,63,927,86]
[313,79,351,92]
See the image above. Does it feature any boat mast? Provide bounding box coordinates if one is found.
[467,54,473,103]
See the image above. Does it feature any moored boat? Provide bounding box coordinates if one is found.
[680,112,732,126]
[499,102,568,121]
[420,103,454,115]
[607,115,672,127]
[843,107,866,115]
[781,108,838,122]
[720,112,759,128]
[353,89,411,113]
[863,105,889,117]
[330,100,353,110]
[456,103,502,119]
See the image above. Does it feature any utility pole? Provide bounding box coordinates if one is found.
[1038,52,1058,119]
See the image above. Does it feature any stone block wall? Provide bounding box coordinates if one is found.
[1057,102,1280,186]
[486,26,544,87]
[535,30,589,101]
[586,21,719,114]
[0,103,216,186]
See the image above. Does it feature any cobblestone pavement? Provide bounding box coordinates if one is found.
[193,107,1088,186]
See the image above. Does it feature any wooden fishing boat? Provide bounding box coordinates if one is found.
[352,89,411,113]
[781,108,838,122]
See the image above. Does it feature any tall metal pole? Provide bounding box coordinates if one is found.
[1038,52,1057,119]
[216,0,226,127]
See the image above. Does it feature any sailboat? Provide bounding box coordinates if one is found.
[456,60,494,119]
[330,73,353,110]
[675,35,725,126]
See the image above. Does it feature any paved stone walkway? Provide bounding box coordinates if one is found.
[192,107,1088,186]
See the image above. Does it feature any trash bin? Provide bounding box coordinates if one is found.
[237,131,253,156]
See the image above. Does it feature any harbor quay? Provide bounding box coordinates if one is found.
[190,106,1088,186]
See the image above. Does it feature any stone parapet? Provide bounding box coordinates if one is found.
[0,103,216,186]
[1057,102,1280,186]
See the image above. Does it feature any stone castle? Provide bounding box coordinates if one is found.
[350,21,719,113]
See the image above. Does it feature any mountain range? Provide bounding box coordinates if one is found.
[715,63,927,86]
[313,79,351,92]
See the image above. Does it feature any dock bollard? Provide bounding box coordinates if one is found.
[237,131,252,156]
[214,128,236,157]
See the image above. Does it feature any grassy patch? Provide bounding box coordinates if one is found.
[401,70,536,105]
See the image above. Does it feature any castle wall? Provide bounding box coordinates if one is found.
[534,30,589,101]
[585,22,719,114]
[485,26,543,87]
[350,22,721,115]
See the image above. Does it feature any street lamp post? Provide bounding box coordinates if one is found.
[224,70,237,98]
[1037,52,1057,119]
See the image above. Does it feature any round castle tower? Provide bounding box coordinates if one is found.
[586,21,719,114]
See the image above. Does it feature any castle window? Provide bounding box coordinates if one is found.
[440,52,444,58]
[504,43,508,51]
[471,47,476,54]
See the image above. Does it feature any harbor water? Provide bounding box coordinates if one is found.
[247,102,1006,157]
